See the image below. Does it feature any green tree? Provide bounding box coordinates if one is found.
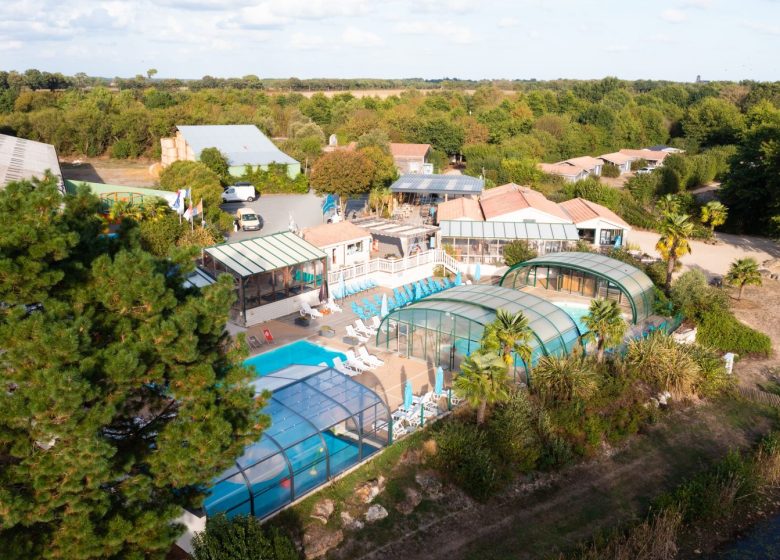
[583,298,627,362]
[146,68,158,80]
[359,145,398,189]
[192,514,298,560]
[532,355,598,405]
[159,160,231,233]
[454,351,510,425]
[700,200,728,235]
[413,117,464,156]
[725,257,762,300]
[489,309,534,382]
[682,97,745,147]
[199,147,230,185]
[0,179,263,559]
[656,212,694,291]
[310,150,375,214]
[356,128,391,151]
[503,240,538,266]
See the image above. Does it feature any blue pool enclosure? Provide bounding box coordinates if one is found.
[551,301,591,335]
[204,364,389,519]
[376,285,584,383]
[244,340,346,376]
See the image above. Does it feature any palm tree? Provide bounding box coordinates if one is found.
[532,355,598,405]
[491,309,534,382]
[725,258,762,300]
[453,351,510,425]
[139,197,171,222]
[656,212,694,291]
[107,199,143,223]
[582,298,627,362]
[700,201,728,235]
[657,194,680,216]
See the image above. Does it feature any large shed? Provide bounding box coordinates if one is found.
[161,125,300,179]
[0,133,63,191]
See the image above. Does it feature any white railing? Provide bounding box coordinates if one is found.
[327,249,460,285]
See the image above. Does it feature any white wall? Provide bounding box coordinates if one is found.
[486,207,571,224]
[321,236,372,269]
[575,217,631,246]
[245,289,320,326]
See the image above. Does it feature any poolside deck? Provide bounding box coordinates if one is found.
[244,286,452,411]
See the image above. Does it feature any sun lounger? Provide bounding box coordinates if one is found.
[357,345,384,368]
[346,325,369,343]
[300,301,323,318]
[248,335,263,349]
[354,318,376,337]
[332,356,360,376]
[344,349,371,371]
[262,328,274,344]
[369,316,382,330]
[325,298,342,313]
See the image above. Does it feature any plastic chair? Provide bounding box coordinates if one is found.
[373,294,383,308]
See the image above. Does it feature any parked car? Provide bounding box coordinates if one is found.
[222,183,257,202]
[236,207,262,231]
[636,167,654,175]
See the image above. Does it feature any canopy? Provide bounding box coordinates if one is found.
[390,174,484,196]
[439,220,580,241]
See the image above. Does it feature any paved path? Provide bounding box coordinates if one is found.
[628,229,780,277]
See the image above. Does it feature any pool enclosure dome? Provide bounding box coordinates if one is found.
[204,364,389,520]
[499,251,655,324]
[375,285,584,381]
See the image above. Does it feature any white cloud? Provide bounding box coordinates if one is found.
[498,17,520,28]
[604,45,632,53]
[273,0,371,19]
[741,20,780,35]
[229,4,289,29]
[395,20,474,44]
[661,9,688,22]
[0,40,22,50]
[411,0,472,14]
[684,0,713,7]
[341,26,383,46]
[290,32,325,50]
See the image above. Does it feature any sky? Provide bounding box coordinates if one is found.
[1,0,779,82]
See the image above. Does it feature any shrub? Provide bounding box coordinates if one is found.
[240,163,309,194]
[199,147,230,185]
[192,514,299,560]
[601,163,620,178]
[532,355,599,404]
[503,240,538,266]
[630,158,649,171]
[432,420,499,500]
[697,309,772,357]
[670,270,728,322]
[138,213,183,257]
[681,344,733,398]
[487,391,543,471]
[625,333,702,399]
[644,261,667,289]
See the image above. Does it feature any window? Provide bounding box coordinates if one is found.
[346,241,363,255]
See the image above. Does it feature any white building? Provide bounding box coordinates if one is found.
[558,197,631,247]
[537,162,590,183]
[598,152,633,174]
[559,156,603,176]
[302,221,372,270]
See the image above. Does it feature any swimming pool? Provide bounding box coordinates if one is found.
[551,301,590,334]
[244,340,346,376]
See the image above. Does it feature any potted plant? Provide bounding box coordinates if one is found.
[319,325,336,338]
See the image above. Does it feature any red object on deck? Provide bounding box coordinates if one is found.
[263,328,274,343]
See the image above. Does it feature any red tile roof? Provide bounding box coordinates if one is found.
[480,183,570,221]
[436,197,484,221]
[598,152,633,165]
[538,162,588,177]
[389,143,431,158]
[560,156,602,170]
[558,198,630,228]
[302,221,371,247]
[619,149,669,163]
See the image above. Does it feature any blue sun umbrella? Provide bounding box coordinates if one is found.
[474,263,481,282]
[613,234,622,248]
[338,271,345,300]
[403,380,413,410]
[454,271,462,286]
[435,366,444,395]
[380,293,389,317]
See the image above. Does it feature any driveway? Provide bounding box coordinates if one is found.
[628,229,780,277]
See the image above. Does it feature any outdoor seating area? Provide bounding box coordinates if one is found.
[331,277,378,299]
[389,369,455,440]
[349,274,462,321]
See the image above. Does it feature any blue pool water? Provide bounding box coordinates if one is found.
[244,340,346,376]
[552,302,590,334]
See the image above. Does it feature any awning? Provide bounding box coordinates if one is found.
[390,174,484,196]
[183,267,216,288]
[439,220,580,241]
[204,231,326,278]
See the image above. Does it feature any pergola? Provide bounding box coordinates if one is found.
[500,251,656,324]
[201,231,327,324]
[390,174,484,204]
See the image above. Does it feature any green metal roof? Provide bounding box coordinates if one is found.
[500,251,655,323]
[65,180,174,200]
[205,231,326,278]
[379,284,583,359]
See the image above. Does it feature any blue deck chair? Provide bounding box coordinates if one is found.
[373,294,383,307]
[420,280,431,296]
[388,296,397,310]
[404,285,414,301]
[443,277,453,289]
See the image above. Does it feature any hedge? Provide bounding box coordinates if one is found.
[697,309,772,357]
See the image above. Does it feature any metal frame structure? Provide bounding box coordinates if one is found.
[204,364,390,520]
[375,285,584,383]
[499,252,655,324]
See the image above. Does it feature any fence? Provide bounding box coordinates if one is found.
[738,387,780,408]
[327,249,461,285]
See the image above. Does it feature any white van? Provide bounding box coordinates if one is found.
[222,182,257,203]
[236,207,262,231]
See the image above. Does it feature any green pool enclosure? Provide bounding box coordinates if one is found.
[500,252,655,324]
[204,364,389,519]
[375,285,584,382]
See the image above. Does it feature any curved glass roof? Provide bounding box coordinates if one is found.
[377,285,583,365]
[204,364,389,519]
[499,251,655,323]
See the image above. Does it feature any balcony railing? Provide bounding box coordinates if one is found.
[327,249,460,285]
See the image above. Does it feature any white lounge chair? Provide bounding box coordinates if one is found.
[332,356,361,376]
[357,345,384,368]
[412,392,439,415]
[345,349,372,371]
[354,318,377,337]
[346,325,368,343]
[325,298,342,313]
[393,406,422,428]
[369,316,382,330]
[300,301,323,318]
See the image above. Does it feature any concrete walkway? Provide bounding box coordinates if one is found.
[628,229,780,277]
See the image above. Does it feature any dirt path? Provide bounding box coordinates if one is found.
[337,402,772,560]
[731,279,780,389]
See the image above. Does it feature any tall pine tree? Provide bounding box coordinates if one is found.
[0,178,265,559]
